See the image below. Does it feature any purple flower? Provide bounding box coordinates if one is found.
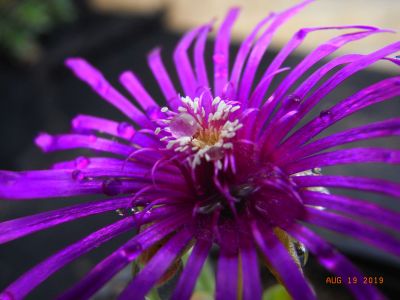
[1,0,400,299]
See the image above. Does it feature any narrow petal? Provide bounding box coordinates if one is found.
[147,48,179,109]
[249,26,379,108]
[71,114,135,140]
[65,58,149,127]
[286,224,384,300]
[0,218,135,300]
[301,190,400,232]
[0,169,140,199]
[118,229,192,300]
[213,7,240,96]
[240,237,262,300]
[277,76,400,156]
[57,210,191,300]
[171,239,212,300]
[215,252,239,300]
[285,148,400,174]
[35,133,133,156]
[174,26,203,97]
[284,118,400,162]
[293,175,400,198]
[194,23,212,88]
[0,197,133,244]
[305,207,400,257]
[230,13,275,92]
[238,0,314,103]
[252,222,316,300]
[119,71,158,111]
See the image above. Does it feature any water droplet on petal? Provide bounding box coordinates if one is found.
[115,207,138,217]
[88,135,97,143]
[288,94,302,103]
[169,113,200,138]
[319,110,332,122]
[294,240,309,267]
[117,122,135,139]
[75,156,90,169]
[71,170,85,181]
[121,242,143,259]
[213,53,225,64]
[102,178,122,196]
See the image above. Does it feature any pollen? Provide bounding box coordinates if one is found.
[157,95,242,168]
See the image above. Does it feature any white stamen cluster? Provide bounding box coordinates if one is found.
[156,96,242,169]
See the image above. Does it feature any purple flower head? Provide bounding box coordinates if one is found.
[1,0,400,299]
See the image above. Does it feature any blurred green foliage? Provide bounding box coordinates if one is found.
[0,0,76,63]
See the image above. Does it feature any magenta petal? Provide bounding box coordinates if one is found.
[57,210,190,300]
[174,25,203,97]
[213,7,239,96]
[0,218,135,300]
[215,252,239,300]
[287,224,384,300]
[72,114,135,140]
[240,238,262,300]
[238,0,313,103]
[302,190,400,232]
[171,239,212,300]
[285,147,400,174]
[0,197,133,244]
[119,71,158,111]
[118,229,192,300]
[293,175,400,198]
[305,207,400,257]
[194,23,212,88]
[284,118,400,162]
[252,222,316,300]
[35,133,133,156]
[65,58,149,127]
[147,48,179,108]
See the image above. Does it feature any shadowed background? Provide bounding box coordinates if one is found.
[0,0,399,299]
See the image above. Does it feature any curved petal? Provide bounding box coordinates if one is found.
[194,24,213,88]
[147,48,179,109]
[215,252,239,300]
[171,239,212,300]
[118,229,192,300]
[0,197,133,244]
[252,221,316,300]
[301,190,400,232]
[240,236,262,300]
[35,133,133,157]
[283,118,400,162]
[285,148,400,174]
[71,114,135,140]
[305,207,400,257]
[65,58,149,127]
[213,7,240,96]
[0,218,135,300]
[57,209,191,300]
[119,71,159,111]
[293,175,400,198]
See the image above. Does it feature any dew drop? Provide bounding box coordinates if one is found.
[319,110,332,122]
[169,113,200,138]
[121,242,143,259]
[117,122,135,139]
[288,94,302,103]
[115,207,138,217]
[88,134,97,143]
[213,53,225,64]
[294,240,309,267]
[71,170,85,181]
[75,156,90,169]
[102,178,122,196]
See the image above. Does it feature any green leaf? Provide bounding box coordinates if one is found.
[263,284,292,300]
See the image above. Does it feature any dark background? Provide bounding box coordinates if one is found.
[0,2,399,299]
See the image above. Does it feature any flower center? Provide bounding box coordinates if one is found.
[157,96,242,168]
